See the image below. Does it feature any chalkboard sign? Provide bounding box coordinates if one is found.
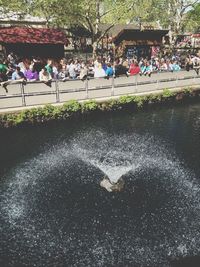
[126,47,137,58]
[126,46,151,59]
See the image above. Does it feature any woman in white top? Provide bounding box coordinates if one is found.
[94,60,106,78]
[39,68,52,87]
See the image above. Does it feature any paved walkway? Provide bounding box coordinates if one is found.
[0,70,199,113]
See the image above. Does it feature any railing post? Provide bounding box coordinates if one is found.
[85,78,89,99]
[111,76,114,96]
[55,80,60,103]
[135,75,138,93]
[21,82,26,107]
[193,75,196,85]
[156,78,159,90]
[176,74,178,85]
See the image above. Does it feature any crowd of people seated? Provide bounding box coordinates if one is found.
[0,52,199,93]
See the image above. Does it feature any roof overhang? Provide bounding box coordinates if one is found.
[0,27,69,45]
[114,29,169,45]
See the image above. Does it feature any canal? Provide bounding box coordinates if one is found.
[0,103,200,267]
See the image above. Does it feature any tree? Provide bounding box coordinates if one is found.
[1,0,199,51]
[74,0,131,57]
[28,0,155,57]
[27,0,78,27]
[148,0,200,44]
[185,2,200,32]
[0,0,29,18]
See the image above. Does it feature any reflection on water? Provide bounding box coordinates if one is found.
[1,104,200,267]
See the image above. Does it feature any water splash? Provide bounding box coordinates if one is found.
[70,131,179,184]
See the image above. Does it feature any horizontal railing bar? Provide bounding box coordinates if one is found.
[0,72,199,110]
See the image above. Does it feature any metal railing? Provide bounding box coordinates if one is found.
[0,71,200,110]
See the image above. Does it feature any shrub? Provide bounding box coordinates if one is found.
[5,114,16,125]
[107,99,122,110]
[133,96,144,108]
[42,104,55,117]
[0,114,8,124]
[182,87,194,98]
[100,101,111,111]
[60,100,81,119]
[14,113,25,125]
[162,89,175,98]
[52,106,63,120]
[62,100,81,113]
[81,100,99,112]
[146,93,161,103]
[119,95,135,105]
[18,108,45,123]
[30,108,44,122]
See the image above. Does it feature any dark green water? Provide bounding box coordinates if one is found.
[0,104,200,267]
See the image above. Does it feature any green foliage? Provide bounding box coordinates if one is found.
[147,0,199,35]
[119,95,135,104]
[82,100,99,112]
[62,100,81,113]
[99,98,122,111]
[146,93,162,103]
[119,95,144,107]
[185,3,200,32]
[107,99,122,110]
[26,0,159,56]
[52,106,63,120]
[133,96,144,108]
[183,87,193,94]
[17,109,34,122]
[0,0,27,10]
[43,104,54,114]
[0,0,29,19]
[59,100,81,119]
[1,0,199,43]
[162,89,175,98]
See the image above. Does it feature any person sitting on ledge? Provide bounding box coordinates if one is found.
[39,67,52,87]
[25,65,39,82]
[127,61,140,76]
[171,61,181,72]
[79,63,88,81]
[193,58,200,75]
[0,60,8,93]
[100,175,125,192]
[105,63,114,79]
[140,62,153,77]
[0,66,26,93]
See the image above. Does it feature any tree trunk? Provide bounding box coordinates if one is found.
[92,41,98,59]
[95,0,100,36]
[92,0,101,59]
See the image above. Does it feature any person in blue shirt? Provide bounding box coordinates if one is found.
[139,62,146,75]
[1,66,26,93]
[105,63,114,79]
[12,66,26,80]
[140,62,153,77]
[102,58,107,72]
[172,61,181,72]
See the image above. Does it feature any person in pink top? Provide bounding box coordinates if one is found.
[127,61,140,76]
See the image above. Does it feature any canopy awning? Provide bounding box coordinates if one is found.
[0,26,69,45]
[114,29,169,46]
[192,33,200,38]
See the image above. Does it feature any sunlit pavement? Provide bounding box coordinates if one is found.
[0,70,200,112]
